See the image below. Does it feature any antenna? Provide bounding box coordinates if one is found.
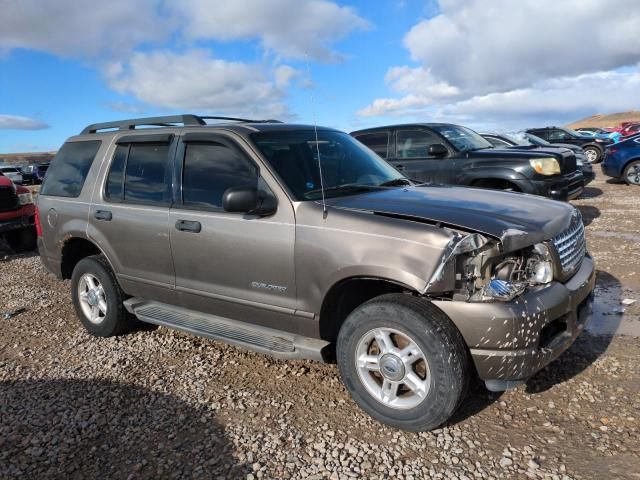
[304,53,328,218]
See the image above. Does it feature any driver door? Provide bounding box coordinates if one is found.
[390,129,452,184]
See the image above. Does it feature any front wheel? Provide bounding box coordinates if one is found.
[624,160,640,185]
[336,294,469,432]
[583,146,601,164]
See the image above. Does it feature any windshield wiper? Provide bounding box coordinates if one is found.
[378,178,413,187]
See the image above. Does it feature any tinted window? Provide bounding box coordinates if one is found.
[105,145,128,200]
[41,141,101,197]
[397,129,443,158]
[485,137,512,148]
[548,129,570,141]
[430,125,492,151]
[355,132,389,158]
[124,144,170,204]
[182,143,258,209]
[251,130,405,201]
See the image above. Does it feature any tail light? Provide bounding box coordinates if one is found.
[35,206,43,237]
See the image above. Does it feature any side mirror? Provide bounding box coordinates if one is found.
[222,186,277,216]
[428,143,448,157]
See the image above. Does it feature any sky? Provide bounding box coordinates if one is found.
[1,0,639,153]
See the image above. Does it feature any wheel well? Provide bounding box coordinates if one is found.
[623,157,640,172]
[60,237,102,279]
[471,178,521,191]
[319,278,411,345]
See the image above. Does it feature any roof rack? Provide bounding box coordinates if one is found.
[80,114,282,134]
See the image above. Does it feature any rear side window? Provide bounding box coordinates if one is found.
[41,141,101,197]
[355,132,389,159]
[105,142,171,204]
[182,142,258,209]
[397,129,442,158]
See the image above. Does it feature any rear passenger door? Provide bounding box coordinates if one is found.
[391,129,452,184]
[88,134,176,302]
[168,132,297,329]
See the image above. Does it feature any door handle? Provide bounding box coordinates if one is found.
[94,210,112,221]
[175,220,202,233]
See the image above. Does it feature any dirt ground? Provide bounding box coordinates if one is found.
[1,171,639,479]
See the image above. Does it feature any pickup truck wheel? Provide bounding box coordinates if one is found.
[336,293,469,432]
[71,255,132,337]
[5,226,37,252]
[583,146,601,164]
[623,160,640,185]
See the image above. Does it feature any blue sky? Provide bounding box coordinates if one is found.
[1,0,639,153]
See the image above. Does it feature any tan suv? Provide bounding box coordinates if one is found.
[37,115,595,431]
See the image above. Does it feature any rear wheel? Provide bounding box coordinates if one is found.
[583,146,601,164]
[71,255,133,337]
[5,226,37,252]
[623,160,640,185]
[336,293,469,432]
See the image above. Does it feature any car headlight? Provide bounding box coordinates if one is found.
[18,192,33,206]
[527,243,553,284]
[529,158,560,175]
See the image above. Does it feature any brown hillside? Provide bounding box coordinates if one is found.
[567,111,640,129]
[0,151,55,166]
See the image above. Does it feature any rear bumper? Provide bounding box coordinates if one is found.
[434,256,595,387]
[601,161,621,178]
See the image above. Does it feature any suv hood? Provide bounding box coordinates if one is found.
[469,147,576,173]
[329,185,575,252]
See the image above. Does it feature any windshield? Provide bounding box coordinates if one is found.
[500,132,534,146]
[430,125,492,151]
[1,167,19,173]
[251,130,406,201]
[521,132,552,147]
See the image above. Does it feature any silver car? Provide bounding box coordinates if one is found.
[0,166,24,184]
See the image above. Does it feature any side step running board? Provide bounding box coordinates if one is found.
[124,298,328,362]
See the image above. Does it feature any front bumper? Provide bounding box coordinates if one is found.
[0,213,35,234]
[434,255,595,387]
[527,171,584,201]
[581,165,595,186]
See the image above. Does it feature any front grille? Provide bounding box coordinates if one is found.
[0,187,19,212]
[552,210,586,275]
[561,153,577,173]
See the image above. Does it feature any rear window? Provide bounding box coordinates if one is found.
[41,141,102,197]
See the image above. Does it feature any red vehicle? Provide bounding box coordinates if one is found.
[621,123,640,137]
[0,173,37,251]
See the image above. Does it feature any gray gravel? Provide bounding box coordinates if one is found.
[1,172,639,479]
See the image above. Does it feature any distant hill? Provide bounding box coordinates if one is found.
[567,111,640,129]
[0,151,55,166]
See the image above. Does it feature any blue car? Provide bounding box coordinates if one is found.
[577,129,622,143]
[602,134,640,185]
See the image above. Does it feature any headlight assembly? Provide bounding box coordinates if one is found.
[18,192,34,206]
[529,157,560,175]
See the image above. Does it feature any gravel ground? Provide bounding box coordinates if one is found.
[1,171,639,480]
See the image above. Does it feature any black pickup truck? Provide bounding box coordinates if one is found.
[351,123,584,201]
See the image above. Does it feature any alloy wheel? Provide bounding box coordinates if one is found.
[355,327,431,410]
[77,273,107,324]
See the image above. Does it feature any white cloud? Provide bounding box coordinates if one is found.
[169,0,368,61]
[0,0,366,62]
[359,0,640,126]
[404,0,640,95]
[106,50,290,119]
[0,0,168,58]
[274,65,301,89]
[0,114,48,130]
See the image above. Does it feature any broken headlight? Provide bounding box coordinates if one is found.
[474,243,555,302]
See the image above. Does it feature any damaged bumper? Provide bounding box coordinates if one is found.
[433,255,595,389]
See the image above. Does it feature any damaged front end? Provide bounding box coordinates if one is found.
[424,230,556,303]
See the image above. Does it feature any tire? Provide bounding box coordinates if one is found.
[583,146,601,164]
[336,293,470,432]
[5,226,37,252]
[70,255,132,337]
[623,160,640,185]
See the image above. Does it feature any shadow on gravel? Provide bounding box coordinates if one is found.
[525,270,622,394]
[575,205,600,226]
[605,178,627,185]
[447,378,503,426]
[578,186,603,199]
[0,379,247,479]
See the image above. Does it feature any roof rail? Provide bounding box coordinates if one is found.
[81,114,282,134]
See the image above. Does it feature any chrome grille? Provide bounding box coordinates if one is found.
[552,210,586,275]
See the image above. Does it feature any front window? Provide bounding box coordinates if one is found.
[430,125,492,152]
[251,130,406,201]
